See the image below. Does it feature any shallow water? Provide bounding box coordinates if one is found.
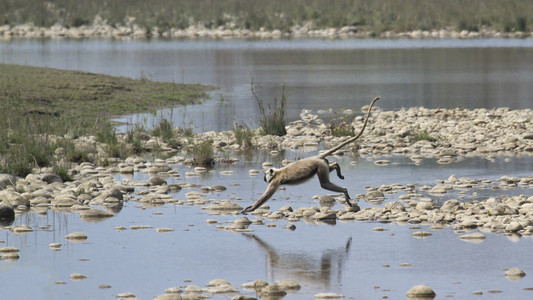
[1,38,533,132]
[1,38,532,299]
[2,152,532,299]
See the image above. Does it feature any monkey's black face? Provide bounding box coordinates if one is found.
[264,168,275,183]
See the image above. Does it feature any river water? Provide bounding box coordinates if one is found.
[1,38,533,131]
[0,38,532,299]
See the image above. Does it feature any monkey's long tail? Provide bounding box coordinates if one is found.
[318,96,380,159]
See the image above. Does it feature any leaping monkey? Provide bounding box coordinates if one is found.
[242,96,380,214]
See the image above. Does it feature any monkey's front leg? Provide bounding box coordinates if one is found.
[241,182,279,214]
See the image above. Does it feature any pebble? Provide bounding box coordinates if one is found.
[505,268,526,280]
[412,231,432,238]
[156,227,175,233]
[0,246,19,253]
[315,292,345,299]
[49,243,61,249]
[130,225,153,230]
[259,283,286,297]
[115,292,137,298]
[70,273,87,281]
[65,232,88,241]
[458,232,486,241]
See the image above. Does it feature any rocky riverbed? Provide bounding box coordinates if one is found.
[1,19,531,40]
[0,106,531,299]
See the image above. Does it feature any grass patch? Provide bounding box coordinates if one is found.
[0,64,211,119]
[189,140,215,166]
[233,124,255,149]
[412,130,437,142]
[0,64,211,177]
[251,80,287,136]
[328,109,356,137]
[53,164,74,182]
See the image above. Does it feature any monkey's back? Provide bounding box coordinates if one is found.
[279,157,324,185]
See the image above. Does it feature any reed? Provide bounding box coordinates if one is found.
[251,81,287,136]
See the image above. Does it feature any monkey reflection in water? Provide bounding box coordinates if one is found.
[244,234,352,287]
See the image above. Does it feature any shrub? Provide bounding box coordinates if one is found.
[53,164,74,182]
[233,125,255,148]
[190,140,215,166]
[328,109,356,137]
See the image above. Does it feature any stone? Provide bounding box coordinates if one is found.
[319,195,336,206]
[65,232,88,241]
[70,273,87,280]
[241,280,269,290]
[315,292,345,299]
[80,209,114,219]
[41,173,63,184]
[505,221,523,232]
[148,176,167,186]
[0,174,17,189]
[115,292,137,298]
[384,201,405,212]
[205,200,243,211]
[458,232,485,241]
[406,285,436,299]
[0,205,15,220]
[11,225,33,234]
[365,190,385,200]
[505,268,526,280]
[0,246,20,253]
[412,231,432,238]
[275,280,301,290]
[259,284,286,297]
[102,188,124,201]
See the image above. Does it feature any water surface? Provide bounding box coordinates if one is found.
[1,38,532,132]
[1,38,532,299]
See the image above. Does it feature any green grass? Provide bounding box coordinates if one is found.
[0,64,211,119]
[329,109,356,137]
[0,64,211,177]
[412,130,437,142]
[233,125,255,149]
[0,0,531,34]
[189,140,215,166]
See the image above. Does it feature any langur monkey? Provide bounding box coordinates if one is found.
[242,96,380,214]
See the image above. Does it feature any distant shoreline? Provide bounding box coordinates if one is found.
[1,23,531,41]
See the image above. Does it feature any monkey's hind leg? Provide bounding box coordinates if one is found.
[318,164,352,207]
[328,162,344,180]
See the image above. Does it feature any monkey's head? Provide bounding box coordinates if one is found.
[264,168,277,183]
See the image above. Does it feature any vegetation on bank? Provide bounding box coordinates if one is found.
[0,0,531,35]
[0,64,211,177]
